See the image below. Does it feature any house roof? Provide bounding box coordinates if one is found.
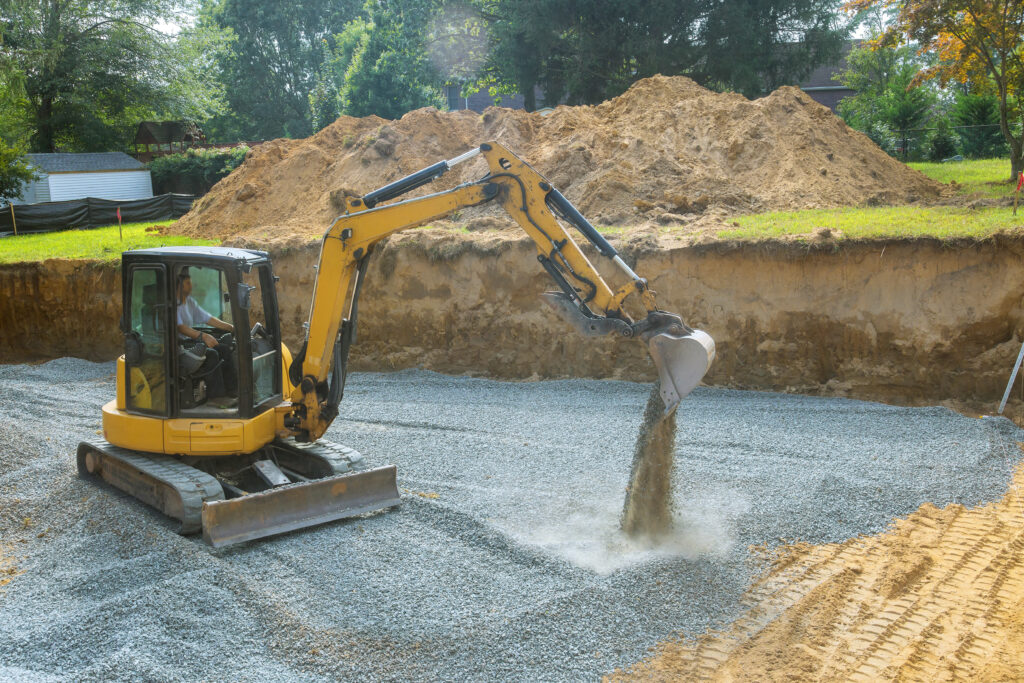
[24,152,147,173]
[134,121,204,145]
[799,40,860,89]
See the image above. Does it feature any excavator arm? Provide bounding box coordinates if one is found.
[285,142,714,442]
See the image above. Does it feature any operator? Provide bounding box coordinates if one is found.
[176,269,237,401]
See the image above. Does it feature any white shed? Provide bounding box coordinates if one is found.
[16,152,153,204]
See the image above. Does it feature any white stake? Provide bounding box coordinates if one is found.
[998,337,1024,414]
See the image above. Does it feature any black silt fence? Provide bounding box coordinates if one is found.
[0,193,195,235]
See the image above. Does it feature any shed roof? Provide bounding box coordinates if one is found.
[25,152,146,174]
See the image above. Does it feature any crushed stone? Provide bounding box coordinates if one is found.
[0,360,1019,681]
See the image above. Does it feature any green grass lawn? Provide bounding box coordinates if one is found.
[0,221,218,264]
[713,158,1024,241]
[717,206,1024,241]
[909,158,1015,197]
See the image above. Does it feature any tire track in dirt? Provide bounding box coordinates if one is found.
[610,453,1024,682]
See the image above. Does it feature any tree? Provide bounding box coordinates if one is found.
[479,0,704,108]
[0,139,39,204]
[951,89,1006,158]
[478,0,847,107]
[0,60,32,148]
[837,42,937,156]
[340,0,446,118]
[474,0,564,111]
[201,0,362,141]
[309,18,374,129]
[424,0,490,95]
[1,0,230,153]
[699,0,848,96]
[309,1,444,125]
[846,0,1024,179]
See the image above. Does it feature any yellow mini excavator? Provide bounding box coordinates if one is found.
[78,142,715,547]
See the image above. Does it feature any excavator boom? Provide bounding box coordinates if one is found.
[288,142,714,441]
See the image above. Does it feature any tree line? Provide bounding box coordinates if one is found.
[2,0,1024,192]
[1,0,846,150]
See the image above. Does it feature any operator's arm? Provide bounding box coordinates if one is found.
[206,316,235,333]
[177,297,234,347]
[177,323,227,349]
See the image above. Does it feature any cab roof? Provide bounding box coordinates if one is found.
[123,246,268,264]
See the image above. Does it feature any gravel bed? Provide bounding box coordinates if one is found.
[0,359,1019,681]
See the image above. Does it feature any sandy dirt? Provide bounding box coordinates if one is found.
[613,445,1024,682]
[0,547,18,592]
[170,75,944,244]
[5,237,1024,414]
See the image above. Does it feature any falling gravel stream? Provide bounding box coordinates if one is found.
[0,359,1020,681]
[621,383,677,538]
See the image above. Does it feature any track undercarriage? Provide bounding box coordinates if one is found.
[77,439,400,547]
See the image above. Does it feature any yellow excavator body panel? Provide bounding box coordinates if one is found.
[102,399,280,456]
[108,349,297,456]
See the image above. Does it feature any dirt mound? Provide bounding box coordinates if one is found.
[172,75,944,242]
[613,456,1024,682]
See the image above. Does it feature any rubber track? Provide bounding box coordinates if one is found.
[273,439,366,474]
[78,440,224,535]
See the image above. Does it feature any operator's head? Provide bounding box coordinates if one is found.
[177,268,192,300]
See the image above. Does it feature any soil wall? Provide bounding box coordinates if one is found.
[3,235,1023,409]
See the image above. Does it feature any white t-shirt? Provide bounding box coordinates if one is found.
[177,296,212,340]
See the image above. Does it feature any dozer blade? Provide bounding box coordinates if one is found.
[647,329,716,415]
[201,465,400,548]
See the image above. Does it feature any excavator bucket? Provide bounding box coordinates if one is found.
[201,465,400,548]
[539,291,714,414]
[646,329,716,415]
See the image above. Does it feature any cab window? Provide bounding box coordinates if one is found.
[242,264,280,407]
[184,266,230,325]
[126,267,168,415]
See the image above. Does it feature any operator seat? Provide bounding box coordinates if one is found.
[175,311,221,410]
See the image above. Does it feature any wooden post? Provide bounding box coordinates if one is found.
[1015,172,1023,217]
[9,203,16,236]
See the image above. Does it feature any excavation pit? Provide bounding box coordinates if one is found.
[0,360,1018,680]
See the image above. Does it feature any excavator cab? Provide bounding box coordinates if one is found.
[120,247,283,419]
[80,246,400,548]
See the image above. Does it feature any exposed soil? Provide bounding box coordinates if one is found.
[621,382,677,537]
[0,547,18,592]
[169,75,945,244]
[612,453,1024,682]
[5,235,1024,420]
